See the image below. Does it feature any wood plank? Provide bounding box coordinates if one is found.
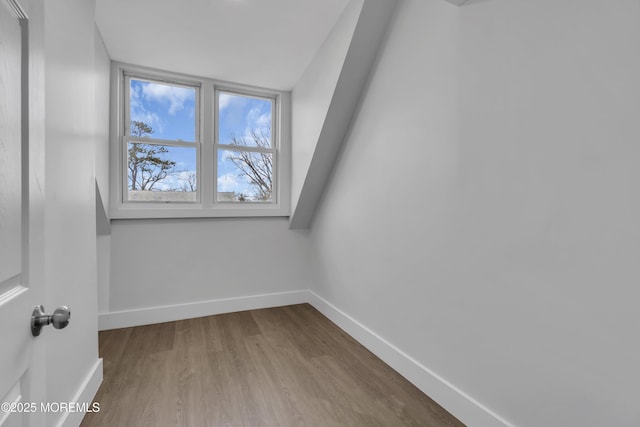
[81,304,464,427]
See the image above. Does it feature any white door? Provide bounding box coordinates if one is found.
[0,0,47,425]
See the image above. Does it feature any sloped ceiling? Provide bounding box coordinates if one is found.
[95,0,350,90]
[96,0,467,225]
[289,0,399,229]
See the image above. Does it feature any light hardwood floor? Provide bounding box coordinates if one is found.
[81,304,464,426]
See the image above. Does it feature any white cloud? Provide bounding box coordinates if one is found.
[152,170,197,191]
[247,107,271,129]
[130,83,164,133]
[221,149,236,161]
[217,171,254,195]
[130,84,142,110]
[131,110,163,134]
[239,107,271,146]
[256,112,271,128]
[142,82,194,115]
[217,172,240,192]
[219,93,233,111]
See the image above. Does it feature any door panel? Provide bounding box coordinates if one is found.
[0,0,22,287]
[0,1,45,425]
[0,380,23,427]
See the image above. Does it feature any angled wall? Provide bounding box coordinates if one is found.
[309,0,640,426]
[290,0,398,229]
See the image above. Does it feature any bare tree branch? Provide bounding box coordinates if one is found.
[227,126,273,201]
[128,121,177,191]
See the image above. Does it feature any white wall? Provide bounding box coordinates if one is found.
[107,218,312,317]
[97,235,110,314]
[42,0,102,425]
[310,0,640,426]
[290,0,397,229]
[94,27,110,215]
[291,0,361,213]
[94,25,111,319]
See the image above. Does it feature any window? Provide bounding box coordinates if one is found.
[110,63,290,218]
[216,91,275,203]
[125,77,199,203]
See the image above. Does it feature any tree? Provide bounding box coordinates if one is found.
[128,121,176,191]
[227,127,273,201]
[178,171,197,192]
[130,120,153,138]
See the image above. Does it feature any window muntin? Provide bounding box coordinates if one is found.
[215,91,276,203]
[113,65,288,218]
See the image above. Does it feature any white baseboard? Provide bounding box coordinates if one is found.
[98,290,309,330]
[306,291,515,427]
[98,289,512,427]
[57,358,103,427]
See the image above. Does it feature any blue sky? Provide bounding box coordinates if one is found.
[129,79,272,199]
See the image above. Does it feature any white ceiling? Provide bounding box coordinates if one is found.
[95,0,350,91]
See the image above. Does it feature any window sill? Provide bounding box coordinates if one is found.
[109,204,290,219]
[109,62,292,222]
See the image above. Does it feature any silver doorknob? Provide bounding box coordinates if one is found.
[31,305,71,337]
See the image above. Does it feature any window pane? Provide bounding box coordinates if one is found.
[127,143,197,202]
[217,149,273,202]
[218,92,272,148]
[130,78,197,142]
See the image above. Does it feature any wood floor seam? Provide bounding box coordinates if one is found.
[81,304,464,427]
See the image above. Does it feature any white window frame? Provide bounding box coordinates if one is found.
[124,74,201,204]
[214,88,278,205]
[109,62,291,219]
